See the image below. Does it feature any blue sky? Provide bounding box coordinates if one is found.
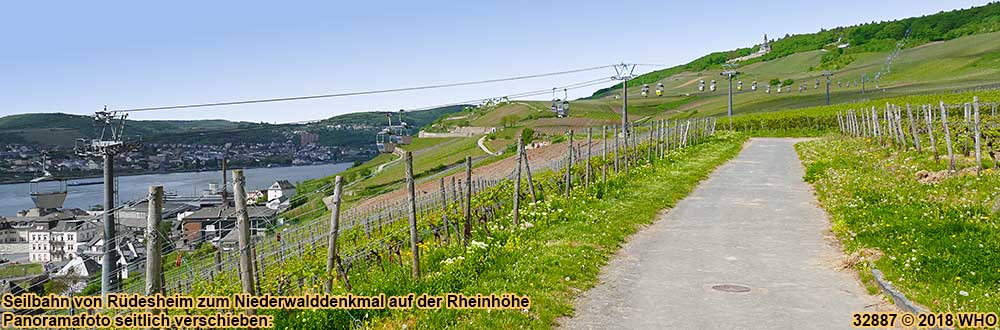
[0,0,989,123]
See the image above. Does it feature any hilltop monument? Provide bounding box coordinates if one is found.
[727,34,773,63]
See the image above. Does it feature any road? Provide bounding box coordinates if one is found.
[560,138,888,330]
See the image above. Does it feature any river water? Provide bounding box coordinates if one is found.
[0,163,352,216]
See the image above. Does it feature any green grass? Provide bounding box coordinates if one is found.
[584,31,1000,121]
[0,263,43,278]
[796,138,1000,312]
[251,131,747,329]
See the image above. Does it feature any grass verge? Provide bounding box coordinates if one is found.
[796,137,1000,312]
[267,131,746,329]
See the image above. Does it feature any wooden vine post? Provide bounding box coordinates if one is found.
[585,128,592,187]
[906,104,921,152]
[513,137,523,225]
[940,101,956,171]
[463,156,472,245]
[973,96,982,173]
[602,125,608,183]
[144,185,163,316]
[404,152,420,278]
[439,178,451,244]
[233,170,256,314]
[521,145,537,203]
[565,130,573,197]
[924,105,938,162]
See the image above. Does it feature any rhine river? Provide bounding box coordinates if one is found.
[0,163,352,216]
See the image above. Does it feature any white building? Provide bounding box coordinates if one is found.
[28,219,96,263]
[267,180,296,202]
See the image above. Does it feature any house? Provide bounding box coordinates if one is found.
[267,180,296,202]
[77,237,144,280]
[28,217,97,263]
[115,200,196,236]
[55,256,101,278]
[177,204,278,249]
[246,189,267,204]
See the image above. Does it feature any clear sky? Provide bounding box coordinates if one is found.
[0,0,989,123]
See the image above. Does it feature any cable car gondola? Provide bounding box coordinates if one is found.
[550,88,569,117]
[655,83,664,96]
[698,79,705,92]
[709,80,717,92]
[375,113,397,153]
[640,84,650,97]
[736,80,743,91]
[751,80,758,91]
[29,155,67,210]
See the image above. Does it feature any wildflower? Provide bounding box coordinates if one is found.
[959,290,969,297]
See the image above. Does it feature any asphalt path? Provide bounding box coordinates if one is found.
[561,138,887,330]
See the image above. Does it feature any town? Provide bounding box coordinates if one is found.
[0,132,373,184]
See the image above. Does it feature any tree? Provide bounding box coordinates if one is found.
[500,115,520,128]
[520,128,535,145]
[783,79,795,87]
[769,78,781,86]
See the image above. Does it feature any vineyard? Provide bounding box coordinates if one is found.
[19,117,735,329]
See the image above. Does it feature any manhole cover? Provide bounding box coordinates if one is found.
[712,284,751,293]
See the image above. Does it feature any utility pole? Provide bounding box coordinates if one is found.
[612,63,636,139]
[722,70,737,117]
[722,65,739,129]
[823,71,833,106]
[74,109,141,302]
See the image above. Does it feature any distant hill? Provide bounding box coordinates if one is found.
[592,2,1000,98]
[0,105,465,148]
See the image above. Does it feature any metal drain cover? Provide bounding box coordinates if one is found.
[712,284,751,293]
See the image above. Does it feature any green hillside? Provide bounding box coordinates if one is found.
[594,2,1000,97]
[0,105,464,147]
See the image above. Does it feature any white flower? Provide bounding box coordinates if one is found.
[959,290,969,297]
[470,240,488,249]
[520,222,534,230]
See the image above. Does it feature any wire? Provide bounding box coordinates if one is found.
[135,76,614,143]
[115,65,615,113]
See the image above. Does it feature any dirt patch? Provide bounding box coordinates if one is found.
[842,248,884,270]
[915,166,978,184]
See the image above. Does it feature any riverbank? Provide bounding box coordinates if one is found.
[0,162,355,216]
[0,159,366,185]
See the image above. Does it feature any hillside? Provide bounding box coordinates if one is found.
[593,2,1000,97]
[0,105,464,148]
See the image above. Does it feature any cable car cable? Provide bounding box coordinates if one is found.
[115,65,616,113]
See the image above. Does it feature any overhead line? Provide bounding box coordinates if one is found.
[116,65,615,113]
[139,76,614,143]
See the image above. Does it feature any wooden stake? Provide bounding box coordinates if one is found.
[565,130,573,197]
[463,156,472,245]
[906,104,921,152]
[521,146,536,203]
[405,152,420,278]
[145,185,163,316]
[940,101,956,171]
[602,125,607,183]
[513,138,523,225]
[586,128,592,187]
[973,96,982,173]
[233,170,256,313]
[439,178,451,244]
[325,176,346,292]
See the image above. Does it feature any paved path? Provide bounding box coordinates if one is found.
[561,138,886,330]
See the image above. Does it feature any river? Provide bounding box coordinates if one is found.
[0,163,352,216]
